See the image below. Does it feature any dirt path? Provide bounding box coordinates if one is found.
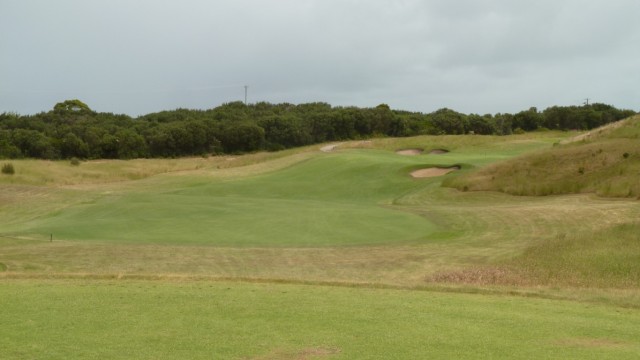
[560,119,628,144]
[320,144,341,152]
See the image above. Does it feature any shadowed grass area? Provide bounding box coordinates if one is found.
[1,280,640,360]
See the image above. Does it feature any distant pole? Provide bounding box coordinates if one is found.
[584,98,590,106]
[244,85,248,105]
[50,234,52,242]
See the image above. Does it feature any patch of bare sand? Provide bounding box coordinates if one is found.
[320,144,340,152]
[411,166,460,178]
[396,148,423,156]
[249,347,340,360]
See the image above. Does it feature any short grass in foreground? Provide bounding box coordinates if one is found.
[2,280,640,360]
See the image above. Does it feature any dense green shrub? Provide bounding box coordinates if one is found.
[1,163,15,174]
[0,101,635,160]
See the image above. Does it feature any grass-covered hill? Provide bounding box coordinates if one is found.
[446,115,640,198]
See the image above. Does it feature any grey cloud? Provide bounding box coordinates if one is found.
[1,0,638,115]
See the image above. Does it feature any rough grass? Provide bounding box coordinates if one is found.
[0,147,314,187]
[448,116,640,197]
[511,221,640,287]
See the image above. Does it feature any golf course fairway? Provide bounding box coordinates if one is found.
[2,131,640,359]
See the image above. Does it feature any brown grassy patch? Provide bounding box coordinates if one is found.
[248,347,340,360]
[429,267,528,286]
[554,338,630,349]
[429,149,449,154]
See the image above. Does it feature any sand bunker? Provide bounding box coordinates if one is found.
[429,149,449,155]
[396,148,423,156]
[411,166,460,178]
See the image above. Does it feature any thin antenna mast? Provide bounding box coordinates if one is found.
[244,85,248,105]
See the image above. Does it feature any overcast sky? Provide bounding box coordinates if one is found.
[1,0,639,116]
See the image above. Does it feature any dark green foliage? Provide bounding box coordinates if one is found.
[513,107,542,131]
[259,115,312,149]
[53,99,93,114]
[220,123,265,153]
[0,100,636,160]
[70,157,80,166]
[60,133,89,158]
[2,162,15,174]
[466,114,497,135]
[429,108,468,134]
[542,103,634,130]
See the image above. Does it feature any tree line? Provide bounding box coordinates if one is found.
[0,99,635,160]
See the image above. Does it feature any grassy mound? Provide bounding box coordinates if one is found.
[446,116,640,197]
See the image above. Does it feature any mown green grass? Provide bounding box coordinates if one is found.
[2,280,640,360]
[7,151,441,246]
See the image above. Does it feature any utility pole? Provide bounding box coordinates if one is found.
[584,98,590,106]
[244,85,248,105]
